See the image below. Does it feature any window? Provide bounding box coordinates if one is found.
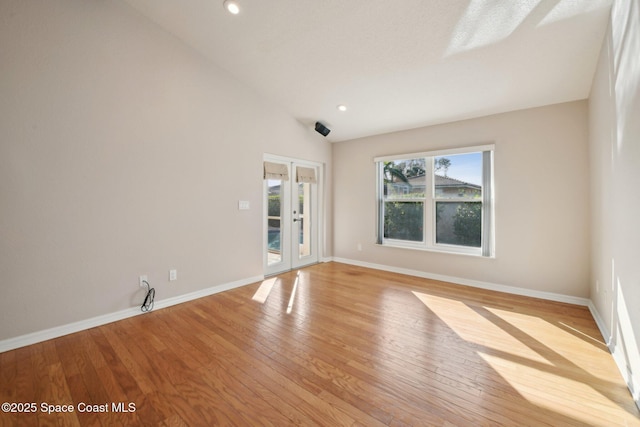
[376,145,494,256]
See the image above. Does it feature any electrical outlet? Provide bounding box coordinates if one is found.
[169,269,177,281]
[357,243,362,251]
[139,275,148,287]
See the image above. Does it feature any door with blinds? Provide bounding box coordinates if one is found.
[264,156,320,276]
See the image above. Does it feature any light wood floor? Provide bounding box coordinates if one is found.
[1,262,638,426]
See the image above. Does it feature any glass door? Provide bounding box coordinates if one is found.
[264,157,320,276]
[291,164,318,270]
[265,174,289,274]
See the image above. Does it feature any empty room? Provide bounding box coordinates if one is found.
[1,0,639,426]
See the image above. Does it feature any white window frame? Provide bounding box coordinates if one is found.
[375,144,494,257]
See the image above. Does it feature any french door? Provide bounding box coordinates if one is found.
[264,156,320,276]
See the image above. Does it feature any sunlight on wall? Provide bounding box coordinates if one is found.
[615,279,640,401]
[609,0,640,408]
[612,0,640,151]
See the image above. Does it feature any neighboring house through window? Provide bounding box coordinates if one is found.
[375,145,494,257]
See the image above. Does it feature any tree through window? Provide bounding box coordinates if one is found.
[376,145,493,256]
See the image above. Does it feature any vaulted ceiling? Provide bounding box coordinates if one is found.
[123,0,612,142]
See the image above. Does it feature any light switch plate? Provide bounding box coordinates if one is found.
[238,200,250,210]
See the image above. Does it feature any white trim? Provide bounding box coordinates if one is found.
[374,143,495,163]
[376,146,494,257]
[379,241,484,257]
[0,274,263,354]
[588,300,612,346]
[332,257,590,306]
[588,302,640,411]
[263,153,324,276]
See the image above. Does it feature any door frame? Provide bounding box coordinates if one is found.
[263,154,324,276]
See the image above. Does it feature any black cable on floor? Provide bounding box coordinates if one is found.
[141,280,155,313]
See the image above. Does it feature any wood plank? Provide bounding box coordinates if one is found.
[0,262,638,426]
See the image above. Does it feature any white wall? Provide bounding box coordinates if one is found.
[333,101,590,298]
[0,0,332,342]
[589,0,640,405]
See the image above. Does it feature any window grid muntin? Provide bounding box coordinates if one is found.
[377,146,492,256]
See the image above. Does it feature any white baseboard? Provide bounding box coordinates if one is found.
[0,274,263,354]
[587,300,612,346]
[332,257,590,306]
[588,301,640,411]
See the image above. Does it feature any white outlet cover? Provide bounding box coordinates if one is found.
[169,269,177,281]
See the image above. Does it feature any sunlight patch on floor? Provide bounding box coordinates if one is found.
[485,306,613,379]
[412,290,637,424]
[478,351,623,426]
[286,271,301,314]
[558,321,606,346]
[411,291,551,366]
[252,277,278,303]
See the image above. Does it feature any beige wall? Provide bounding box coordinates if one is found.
[0,0,332,341]
[2,6,635,406]
[588,0,640,403]
[333,101,590,297]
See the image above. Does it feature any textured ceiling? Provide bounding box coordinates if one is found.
[122,0,612,142]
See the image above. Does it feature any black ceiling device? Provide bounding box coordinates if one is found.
[315,121,330,137]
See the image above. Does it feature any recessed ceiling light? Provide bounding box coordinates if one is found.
[223,0,240,15]
[337,104,347,112]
